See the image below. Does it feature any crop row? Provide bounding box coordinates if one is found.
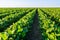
[0,9,36,40]
[0,9,33,32]
[0,8,33,19]
[41,8,60,24]
[38,9,60,40]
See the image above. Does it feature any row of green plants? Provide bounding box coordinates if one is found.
[38,9,60,40]
[0,8,34,14]
[0,13,10,19]
[0,8,28,14]
[0,8,33,19]
[0,8,23,19]
[0,9,33,31]
[41,8,60,23]
[0,9,36,40]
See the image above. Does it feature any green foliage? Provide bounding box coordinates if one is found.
[0,8,60,40]
[38,8,60,40]
[0,8,36,40]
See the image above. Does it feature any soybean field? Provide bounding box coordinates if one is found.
[0,8,60,40]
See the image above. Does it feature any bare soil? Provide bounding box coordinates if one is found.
[25,9,43,40]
